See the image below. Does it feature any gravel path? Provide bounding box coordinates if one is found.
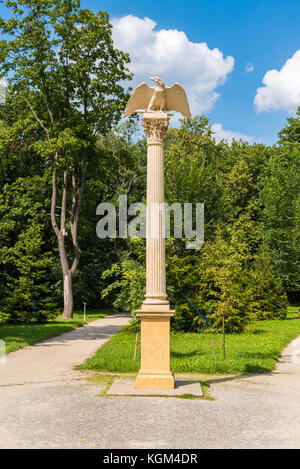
[0,319,299,449]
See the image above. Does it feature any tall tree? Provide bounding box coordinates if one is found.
[259,144,300,297]
[0,175,57,323]
[0,0,131,316]
[278,107,300,144]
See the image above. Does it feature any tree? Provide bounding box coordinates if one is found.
[164,116,230,237]
[0,176,57,323]
[71,123,146,307]
[258,144,300,297]
[278,107,300,144]
[101,245,146,316]
[0,0,131,317]
[197,229,250,333]
[248,243,287,320]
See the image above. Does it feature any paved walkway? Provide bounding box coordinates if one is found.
[0,317,299,449]
[0,313,130,389]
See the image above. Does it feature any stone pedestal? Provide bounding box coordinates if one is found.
[135,311,174,389]
[136,112,175,390]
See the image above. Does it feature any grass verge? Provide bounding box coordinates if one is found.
[0,308,113,353]
[78,306,300,375]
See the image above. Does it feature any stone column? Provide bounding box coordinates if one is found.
[135,111,175,390]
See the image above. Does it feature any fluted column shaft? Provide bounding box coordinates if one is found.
[142,115,169,305]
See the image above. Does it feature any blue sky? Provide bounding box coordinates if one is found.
[1,0,300,144]
[82,0,300,144]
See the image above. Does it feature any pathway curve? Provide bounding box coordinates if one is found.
[0,313,130,390]
[0,323,299,449]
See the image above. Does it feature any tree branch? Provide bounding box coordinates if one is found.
[60,170,68,232]
[23,96,49,136]
[70,148,87,275]
[50,152,60,238]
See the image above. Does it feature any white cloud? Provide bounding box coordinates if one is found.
[245,62,254,73]
[255,50,300,113]
[211,123,254,144]
[112,15,234,115]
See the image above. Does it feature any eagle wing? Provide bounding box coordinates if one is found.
[165,83,191,118]
[124,83,154,117]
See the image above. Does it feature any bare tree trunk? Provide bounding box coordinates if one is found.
[50,149,87,318]
[63,270,73,318]
[51,161,74,318]
[56,233,73,318]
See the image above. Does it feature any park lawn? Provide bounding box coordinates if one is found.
[79,306,300,375]
[0,308,114,353]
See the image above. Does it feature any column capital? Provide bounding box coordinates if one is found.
[142,111,170,145]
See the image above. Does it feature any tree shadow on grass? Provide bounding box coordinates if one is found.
[171,348,282,376]
[245,329,269,335]
[239,350,278,359]
[236,350,280,373]
[243,363,272,374]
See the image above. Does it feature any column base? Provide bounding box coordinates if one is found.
[136,371,175,390]
[136,305,175,390]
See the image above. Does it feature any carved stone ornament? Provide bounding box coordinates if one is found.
[124,77,191,119]
[142,115,170,145]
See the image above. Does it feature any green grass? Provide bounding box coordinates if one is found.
[178,393,200,399]
[79,306,300,375]
[0,308,113,353]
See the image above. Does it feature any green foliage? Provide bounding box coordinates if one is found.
[197,232,250,333]
[101,238,145,316]
[248,246,287,320]
[3,275,56,323]
[0,0,131,139]
[258,144,300,296]
[278,107,300,144]
[0,176,57,322]
[0,0,132,317]
[165,232,250,334]
[164,116,230,234]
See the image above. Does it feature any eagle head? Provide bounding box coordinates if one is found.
[150,77,164,87]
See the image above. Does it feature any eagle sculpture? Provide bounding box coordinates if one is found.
[124,77,191,119]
